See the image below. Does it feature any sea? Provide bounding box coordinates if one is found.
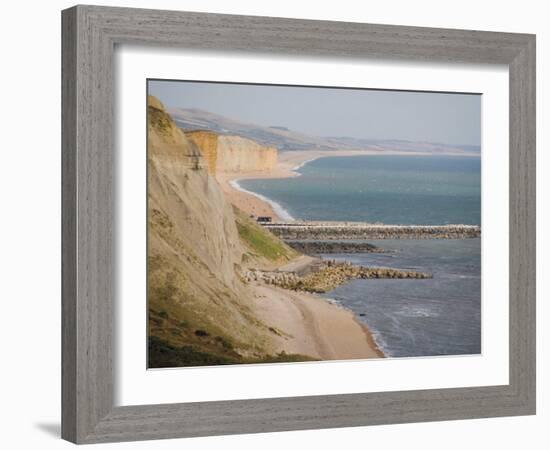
[321,239,481,357]
[239,154,481,225]
[239,154,482,358]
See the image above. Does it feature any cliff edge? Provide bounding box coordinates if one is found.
[147,96,281,366]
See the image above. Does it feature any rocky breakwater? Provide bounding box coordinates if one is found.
[264,222,481,240]
[185,130,278,175]
[245,260,432,294]
[286,240,385,255]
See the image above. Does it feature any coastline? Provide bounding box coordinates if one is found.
[355,318,386,358]
[217,150,377,221]
[218,148,479,362]
[217,149,479,222]
[216,149,342,221]
[252,283,384,359]
[229,179,295,222]
[218,150,396,361]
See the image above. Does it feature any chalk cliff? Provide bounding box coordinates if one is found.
[185,130,278,175]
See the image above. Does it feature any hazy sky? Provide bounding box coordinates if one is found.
[148,80,481,146]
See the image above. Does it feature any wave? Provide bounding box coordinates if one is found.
[229,179,295,222]
[228,156,321,222]
[326,294,393,357]
[291,158,317,174]
[368,328,393,358]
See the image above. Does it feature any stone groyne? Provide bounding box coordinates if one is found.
[245,260,432,294]
[263,222,481,240]
[286,240,385,254]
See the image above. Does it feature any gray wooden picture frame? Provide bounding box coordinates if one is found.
[61,4,536,444]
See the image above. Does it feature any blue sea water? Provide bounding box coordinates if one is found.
[321,239,481,357]
[239,155,481,225]
[240,154,482,358]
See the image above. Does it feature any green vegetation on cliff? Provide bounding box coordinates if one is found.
[234,207,297,263]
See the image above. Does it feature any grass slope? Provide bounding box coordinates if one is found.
[234,207,297,264]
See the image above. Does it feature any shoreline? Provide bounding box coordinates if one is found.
[218,150,382,221]
[220,149,478,362]
[223,150,403,361]
[355,318,386,358]
[248,251,387,359]
[253,283,384,359]
[217,149,347,221]
[324,294,386,358]
[229,178,295,222]
[217,149,480,222]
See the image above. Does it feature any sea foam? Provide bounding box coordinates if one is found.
[229,157,322,222]
[229,179,295,222]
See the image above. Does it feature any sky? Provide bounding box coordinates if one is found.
[148,80,481,146]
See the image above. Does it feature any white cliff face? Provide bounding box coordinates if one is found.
[185,131,278,174]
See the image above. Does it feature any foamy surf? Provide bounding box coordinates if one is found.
[291,158,317,174]
[227,157,319,222]
[229,179,295,222]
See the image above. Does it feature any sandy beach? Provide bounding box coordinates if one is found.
[252,283,383,360]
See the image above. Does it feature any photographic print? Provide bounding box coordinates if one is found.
[147,80,481,369]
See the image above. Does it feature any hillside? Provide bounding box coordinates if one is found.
[147,96,298,367]
[169,107,338,151]
[169,107,481,154]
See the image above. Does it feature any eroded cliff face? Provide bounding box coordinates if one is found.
[186,130,278,175]
[217,135,278,173]
[147,96,274,365]
[182,130,218,173]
